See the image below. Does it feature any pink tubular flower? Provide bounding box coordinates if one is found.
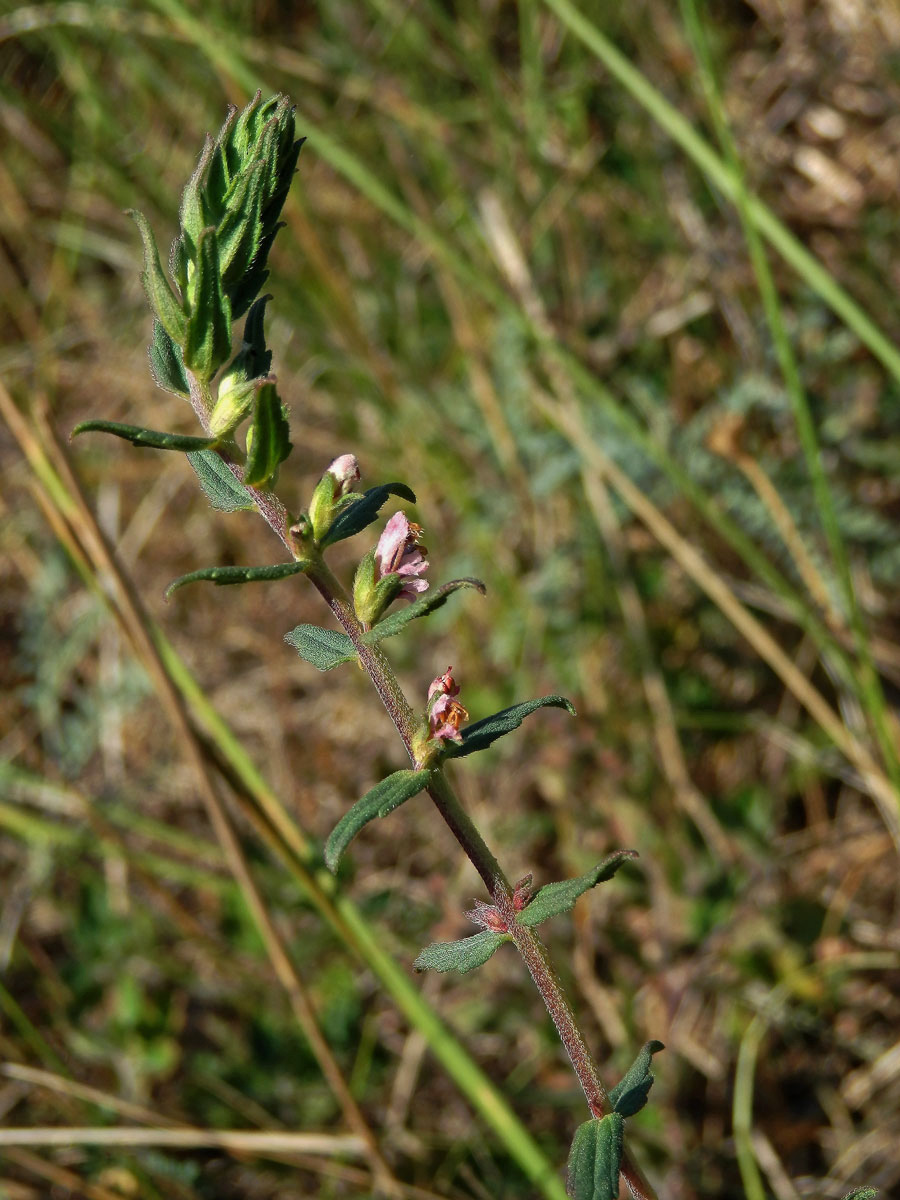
[326,453,361,496]
[375,511,429,599]
[427,666,468,744]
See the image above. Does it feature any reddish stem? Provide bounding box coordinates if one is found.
[188,397,658,1197]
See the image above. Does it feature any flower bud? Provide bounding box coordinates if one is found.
[208,374,257,437]
[308,454,361,541]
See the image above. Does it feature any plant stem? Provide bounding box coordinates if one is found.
[304,554,658,1200]
[188,370,655,1194]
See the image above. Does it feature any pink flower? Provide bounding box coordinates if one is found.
[427,666,468,744]
[326,453,360,496]
[375,511,429,599]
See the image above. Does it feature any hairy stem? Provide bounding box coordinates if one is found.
[304,552,658,1200]
[185,362,655,1194]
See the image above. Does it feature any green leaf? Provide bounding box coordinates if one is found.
[129,209,186,345]
[566,1114,624,1200]
[149,320,189,396]
[284,625,356,672]
[226,294,273,381]
[221,94,303,318]
[218,159,265,291]
[187,449,255,511]
[325,769,432,871]
[183,225,232,383]
[445,695,576,759]
[71,420,214,453]
[608,1040,665,1118]
[517,851,639,928]
[166,561,310,599]
[842,1190,877,1200]
[413,930,508,974]
[178,133,214,250]
[244,379,291,487]
[363,578,486,643]
[320,483,417,547]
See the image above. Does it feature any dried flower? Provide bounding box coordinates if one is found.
[427,666,468,744]
[428,665,460,701]
[512,875,534,911]
[464,900,508,933]
[375,511,429,599]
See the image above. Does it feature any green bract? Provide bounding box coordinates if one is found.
[608,1041,664,1118]
[187,449,255,512]
[166,561,310,599]
[174,92,302,320]
[363,577,485,642]
[325,769,433,872]
[129,93,300,435]
[321,482,416,548]
[445,695,576,759]
[566,1114,624,1200]
[413,930,509,974]
[71,420,215,453]
[243,379,292,487]
[516,852,638,928]
[285,625,356,672]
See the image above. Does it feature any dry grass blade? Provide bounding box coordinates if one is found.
[543,393,900,853]
[0,1127,368,1155]
[477,183,900,854]
[0,379,403,1198]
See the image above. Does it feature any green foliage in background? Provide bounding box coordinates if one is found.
[2,1,899,1197]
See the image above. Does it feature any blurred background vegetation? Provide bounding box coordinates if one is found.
[2,0,900,1197]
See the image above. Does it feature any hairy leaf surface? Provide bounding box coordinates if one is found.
[325,769,432,871]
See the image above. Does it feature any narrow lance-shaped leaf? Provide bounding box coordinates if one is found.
[218,159,265,289]
[608,1040,665,1118]
[284,625,356,672]
[149,320,189,397]
[187,449,255,512]
[566,1114,624,1200]
[445,695,576,759]
[413,931,508,975]
[517,851,639,928]
[363,578,486,644]
[228,293,273,380]
[320,482,416,547]
[244,379,292,487]
[325,769,432,872]
[166,561,310,600]
[183,225,232,382]
[178,132,214,250]
[71,420,215,453]
[129,209,187,344]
